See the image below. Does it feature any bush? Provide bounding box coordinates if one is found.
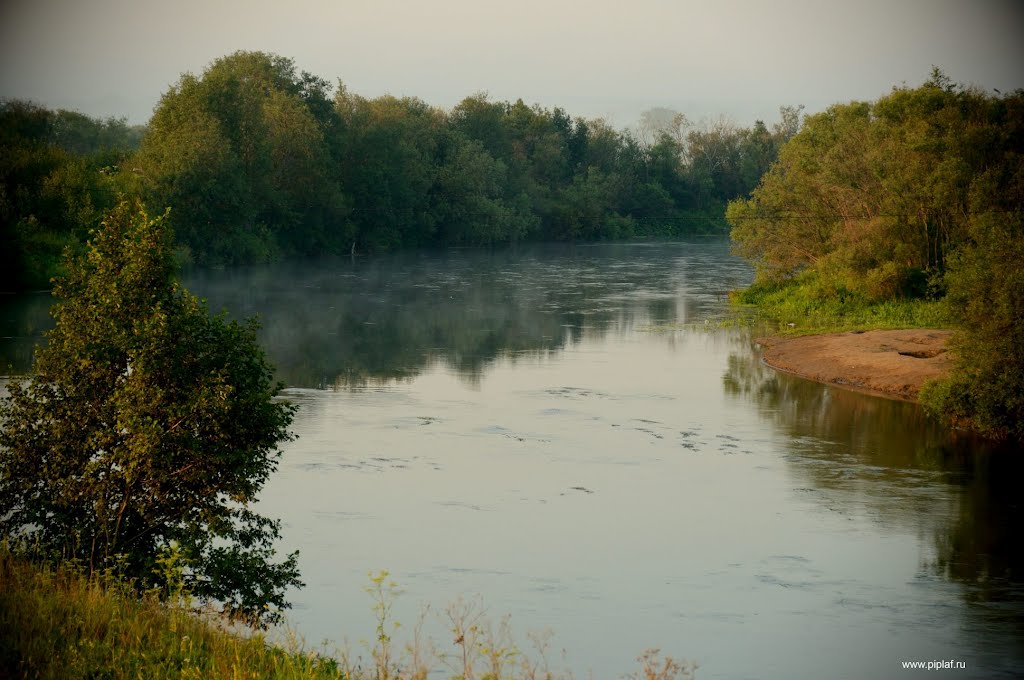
[0,201,301,625]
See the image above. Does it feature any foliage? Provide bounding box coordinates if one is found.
[0,547,343,680]
[628,649,698,680]
[729,71,1024,441]
[731,272,951,334]
[0,201,300,625]
[1,551,697,679]
[0,99,139,290]
[920,211,1024,441]
[918,90,1024,441]
[728,71,1018,295]
[132,52,349,264]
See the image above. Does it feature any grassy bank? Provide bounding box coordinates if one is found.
[733,273,1024,442]
[731,274,952,335]
[0,551,696,679]
[0,549,345,679]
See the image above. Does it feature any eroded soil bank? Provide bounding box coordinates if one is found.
[757,329,954,401]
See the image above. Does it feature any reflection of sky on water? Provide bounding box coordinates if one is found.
[259,325,1021,679]
[2,240,1020,678]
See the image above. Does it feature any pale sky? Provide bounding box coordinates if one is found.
[1,0,1022,128]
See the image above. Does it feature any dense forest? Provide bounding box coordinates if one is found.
[1,50,799,290]
[728,69,1024,440]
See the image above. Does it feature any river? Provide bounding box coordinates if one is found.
[1,239,1021,679]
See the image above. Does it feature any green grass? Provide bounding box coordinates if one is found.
[0,549,345,679]
[731,274,953,335]
[0,553,696,679]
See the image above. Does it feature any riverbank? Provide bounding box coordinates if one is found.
[0,551,694,679]
[756,329,954,401]
[0,550,348,679]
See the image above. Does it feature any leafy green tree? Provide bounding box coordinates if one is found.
[738,120,777,193]
[0,201,301,626]
[136,51,348,263]
[728,76,1006,296]
[548,168,625,240]
[450,93,513,160]
[729,71,1024,441]
[50,109,144,157]
[433,135,536,245]
[133,83,253,263]
[920,99,1024,441]
[335,93,444,250]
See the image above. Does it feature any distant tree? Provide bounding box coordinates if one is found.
[772,104,804,144]
[738,120,776,193]
[135,51,348,263]
[336,93,444,250]
[0,201,301,626]
[5,52,799,284]
[450,93,513,160]
[50,109,144,156]
[637,107,689,150]
[433,135,536,244]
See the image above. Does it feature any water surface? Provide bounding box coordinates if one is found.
[2,241,1020,679]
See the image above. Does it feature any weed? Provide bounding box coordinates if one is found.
[0,548,697,679]
[628,649,698,680]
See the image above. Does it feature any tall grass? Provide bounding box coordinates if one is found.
[731,274,952,335]
[0,547,343,679]
[0,554,695,679]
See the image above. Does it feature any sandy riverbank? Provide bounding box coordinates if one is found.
[757,329,954,401]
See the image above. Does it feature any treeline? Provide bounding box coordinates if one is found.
[728,70,1024,441]
[3,50,799,289]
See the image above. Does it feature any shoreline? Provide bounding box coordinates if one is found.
[755,329,954,402]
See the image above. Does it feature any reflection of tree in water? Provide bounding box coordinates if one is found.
[179,241,745,388]
[723,338,1024,655]
[723,333,966,469]
[930,451,1024,652]
[0,241,751,385]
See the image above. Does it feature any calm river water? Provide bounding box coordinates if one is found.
[1,240,1021,679]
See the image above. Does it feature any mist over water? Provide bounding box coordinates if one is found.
[2,240,1021,678]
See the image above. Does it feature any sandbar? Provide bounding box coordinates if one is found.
[757,329,954,401]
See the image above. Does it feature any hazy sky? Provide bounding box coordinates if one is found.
[1,0,1022,128]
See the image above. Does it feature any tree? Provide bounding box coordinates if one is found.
[133,87,253,263]
[921,210,1024,441]
[920,107,1024,441]
[337,94,444,250]
[0,201,301,626]
[729,75,1019,301]
[136,51,349,263]
[727,71,1024,441]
